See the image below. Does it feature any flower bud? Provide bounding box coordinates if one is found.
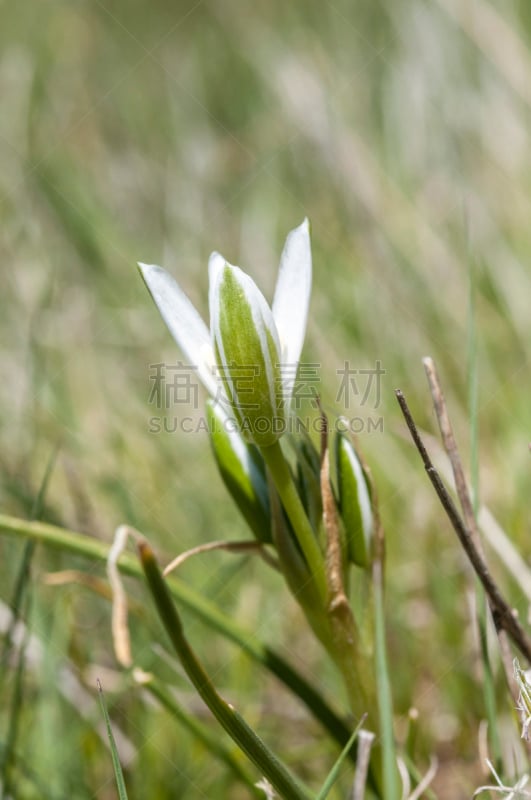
[335,431,374,568]
[206,399,271,543]
[209,256,284,448]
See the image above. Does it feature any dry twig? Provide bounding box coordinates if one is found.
[422,357,483,554]
[395,389,531,663]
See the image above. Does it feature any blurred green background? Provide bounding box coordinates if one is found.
[1,0,530,796]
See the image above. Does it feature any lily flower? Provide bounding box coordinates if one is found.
[139,219,312,447]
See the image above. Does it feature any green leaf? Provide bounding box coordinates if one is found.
[138,540,313,800]
[143,677,263,797]
[0,513,354,760]
[315,716,365,800]
[97,680,129,800]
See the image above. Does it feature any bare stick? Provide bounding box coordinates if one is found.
[350,729,375,800]
[395,389,531,663]
[423,358,528,713]
[423,357,483,555]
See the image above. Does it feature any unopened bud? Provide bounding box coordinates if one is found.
[335,431,373,568]
[209,257,284,448]
[206,399,271,543]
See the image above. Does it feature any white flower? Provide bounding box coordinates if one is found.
[139,219,312,447]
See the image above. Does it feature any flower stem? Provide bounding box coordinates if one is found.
[143,677,263,796]
[139,540,314,800]
[373,558,399,800]
[260,440,328,602]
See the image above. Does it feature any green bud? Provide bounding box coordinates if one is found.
[335,431,374,568]
[206,400,271,543]
[209,257,284,448]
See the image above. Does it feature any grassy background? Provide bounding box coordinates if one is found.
[1,0,530,796]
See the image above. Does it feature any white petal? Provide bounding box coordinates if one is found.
[208,251,226,332]
[138,262,217,396]
[208,252,232,402]
[272,218,312,374]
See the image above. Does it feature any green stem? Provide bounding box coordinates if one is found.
[139,541,313,800]
[0,513,353,757]
[144,678,263,797]
[261,440,327,602]
[330,637,373,725]
[373,559,399,800]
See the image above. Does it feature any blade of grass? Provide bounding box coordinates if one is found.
[0,592,31,800]
[138,539,313,800]
[0,448,58,799]
[373,557,399,800]
[467,260,503,769]
[0,448,58,673]
[140,674,263,798]
[0,513,354,757]
[0,742,87,800]
[315,715,366,800]
[97,679,129,800]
